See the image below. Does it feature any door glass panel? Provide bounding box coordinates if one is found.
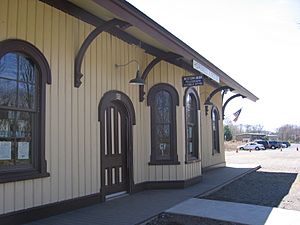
[118,112,121,154]
[104,111,107,155]
[112,167,115,185]
[111,107,115,155]
[105,168,108,186]
[119,166,122,183]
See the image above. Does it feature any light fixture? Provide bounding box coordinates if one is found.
[115,59,145,85]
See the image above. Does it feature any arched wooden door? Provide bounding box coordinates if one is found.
[98,91,135,199]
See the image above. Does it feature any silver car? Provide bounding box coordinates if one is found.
[237,142,265,150]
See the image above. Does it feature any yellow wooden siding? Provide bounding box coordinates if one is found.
[0,0,225,214]
[200,85,225,169]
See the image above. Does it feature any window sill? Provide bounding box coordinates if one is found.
[148,161,180,166]
[0,170,50,183]
[185,158,201,164]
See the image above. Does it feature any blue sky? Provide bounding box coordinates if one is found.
[127,0,300,131]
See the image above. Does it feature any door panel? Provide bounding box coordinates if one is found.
[102,103,128,195]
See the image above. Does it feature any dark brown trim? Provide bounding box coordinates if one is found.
[222,94,245,119]
[0,39,51,84]
[98,91,135,199]
[0,39,50,183]
[74,18,130,87]
[147,83,179,165]
[0,193,102,225]
[211,106,221,155]
[185,159,201,164]
[184,87,201,163]
[139,57,162,102]
[133,175,202,191]
[204,86,233,115]
[204,86,233,106]
[98,90,136,125]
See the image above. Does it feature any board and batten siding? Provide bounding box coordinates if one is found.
[200,85,225,169]
[0,0,223,215]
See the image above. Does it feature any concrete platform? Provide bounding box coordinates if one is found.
[25,164,260,225]
[167,198,300,225]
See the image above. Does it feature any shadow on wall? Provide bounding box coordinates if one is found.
[202,171,297,208]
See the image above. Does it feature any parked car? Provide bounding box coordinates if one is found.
[238,142,265,150]
[254,140,269,149]
[278,142,287,148]
[282,141,291,147]
[268,141,281,149]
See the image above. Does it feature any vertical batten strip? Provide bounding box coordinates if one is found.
[58,10,66,201]
[65,14,73,200]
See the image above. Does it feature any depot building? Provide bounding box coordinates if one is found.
[0,0,258,224]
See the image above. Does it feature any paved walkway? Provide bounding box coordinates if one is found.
[167,198,300,225]
[25,164,260,225]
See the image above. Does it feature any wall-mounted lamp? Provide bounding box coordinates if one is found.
[115,60,145,86]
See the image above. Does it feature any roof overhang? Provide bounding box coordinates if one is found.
[64,0,258,102]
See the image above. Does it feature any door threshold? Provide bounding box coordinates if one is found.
[106,191,128,201]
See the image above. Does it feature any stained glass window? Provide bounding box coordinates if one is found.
[148,84,179,165]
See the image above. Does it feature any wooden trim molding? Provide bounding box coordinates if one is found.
[0,193,102,225]
[133,175,203,192]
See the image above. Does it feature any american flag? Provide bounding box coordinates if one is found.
[233,108,242,122]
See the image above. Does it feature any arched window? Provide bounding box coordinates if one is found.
[184,88,200,162]
[211,106,220,154]
[0,39,51,183]
[147,83,179,165]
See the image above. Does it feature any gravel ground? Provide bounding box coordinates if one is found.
[142,144,300,224]
[225,143,300,211]
[202,171,297,207]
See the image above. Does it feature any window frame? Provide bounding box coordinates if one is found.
[211,106,220,155]
[0,39,51,183]
[183,87,200,163]
[147,83,179,165]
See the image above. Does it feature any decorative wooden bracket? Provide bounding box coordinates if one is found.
[222,94,245,119]
[74,19,131,88]
[138,53,182,102]
[204,86,234,115]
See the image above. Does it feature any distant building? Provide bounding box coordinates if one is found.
[235,133,266,142]
[235,133,278,142]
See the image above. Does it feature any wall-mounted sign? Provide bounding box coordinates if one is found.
[192,60,220,83]
[0,141,11,160]
[182,75,203,87]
